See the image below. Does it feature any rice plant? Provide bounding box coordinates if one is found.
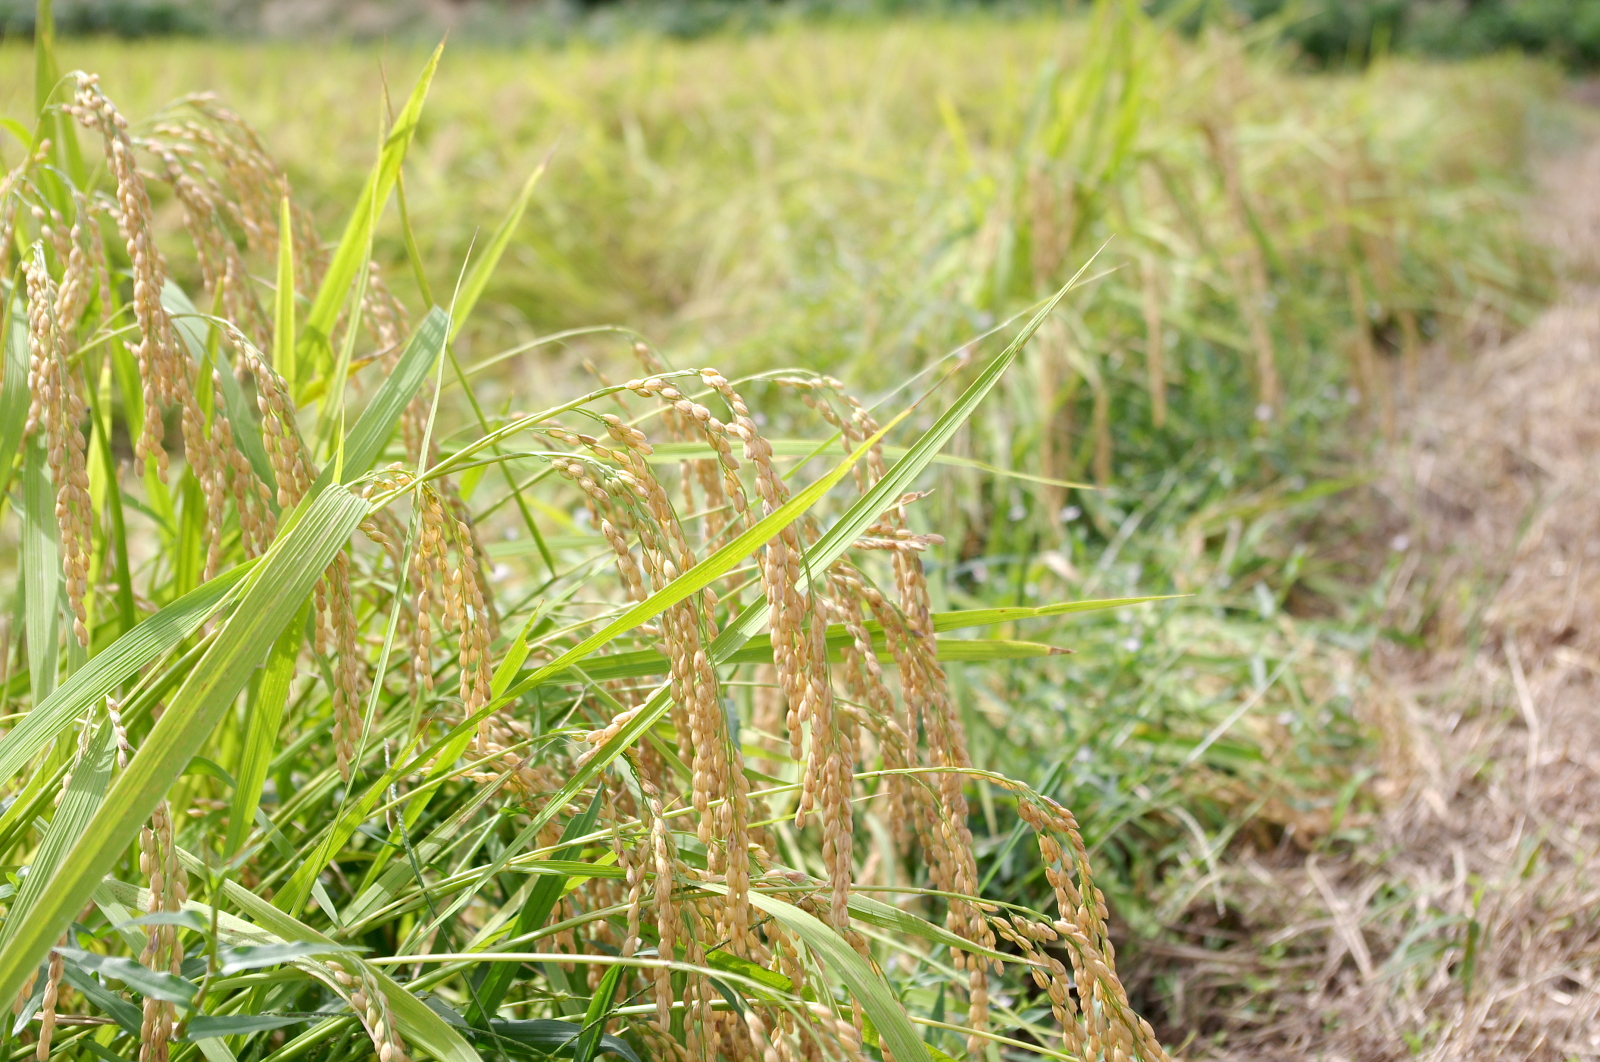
[0,8,1185,1061]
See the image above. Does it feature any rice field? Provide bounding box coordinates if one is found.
[0,2,1569,1060]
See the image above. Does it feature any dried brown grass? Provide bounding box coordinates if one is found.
[1141,128,1600,1062]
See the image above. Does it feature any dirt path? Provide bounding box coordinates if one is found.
[1170,139,1600,1061]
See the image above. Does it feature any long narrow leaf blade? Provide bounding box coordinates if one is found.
[532,636,1066,684]
[164,283,277,500]
[0,486,369,1006]
[22,438,60,702]
[273,196,297,394]
[0,297,29,500]
[0,565,250,788]
[297,44,442,385]
[709,271,1087,658]
[705,883,932,1062]
[0,724,113,951]
[307,306,449,498]
[499,408,907,704]
[449,157,549,341]
[225,607,303,856]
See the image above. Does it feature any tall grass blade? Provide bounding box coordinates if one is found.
[0,296,27,501]
[712,270,1088,657]
[309,306,449,496]
[32,0,56,120]
[273,197,296,394]
[705,883,932,1062]
[528,636,1064,684]
[499,408,906,705]
[211,875,482,1062]
[449,156,549,341]
[164,284,278,499]
[0,724,112,951]
[22,438,59,703]
[0,565,250,788]
[571,963,622,1062]
[297,44,442,386]
[467,793,603,1025]
[101,870,482,1062]
[225,608,304,857]
[31,0,83,193]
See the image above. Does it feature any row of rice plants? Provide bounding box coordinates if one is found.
[0,1,1559,1056]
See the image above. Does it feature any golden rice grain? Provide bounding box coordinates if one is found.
[34,944,64,1062]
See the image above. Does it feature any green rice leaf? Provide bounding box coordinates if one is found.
[115,910,209,933]
[0,118,30,150]
[96,874,478,1062]
[225,607,304,856]
[398,684,671,944]
[498,406,905,705]
[846,894,1016,966]
[297,44,442,387]
[0,486,369,1009]
[204,874,482,1062]
[529,636,1064,684]
[0,564,250,789]
[571,963,622,1062]
[164,282,277,500]
[57,948,197,1007]
[644,437,1090,490]
[924,595,1179,631]
[450,155,549,341]
[701,947,791,992]
[339,775,512,929]
[704,883,931,1062]
[58,958,144,1036]
[218,943,362,974]
[0,296,29,501]
[273,196,297,395]
[449,1015,639,1062]
[0,724,113,952]
[467,793,603,1025]
[306,306,449,498]
[22,437,59,704]
[185,1015,311,1040]
[709,270,1090,660]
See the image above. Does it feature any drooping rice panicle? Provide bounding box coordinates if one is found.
[22,249,93,645]
[68,73,186,481]
[33,944,63,1062]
